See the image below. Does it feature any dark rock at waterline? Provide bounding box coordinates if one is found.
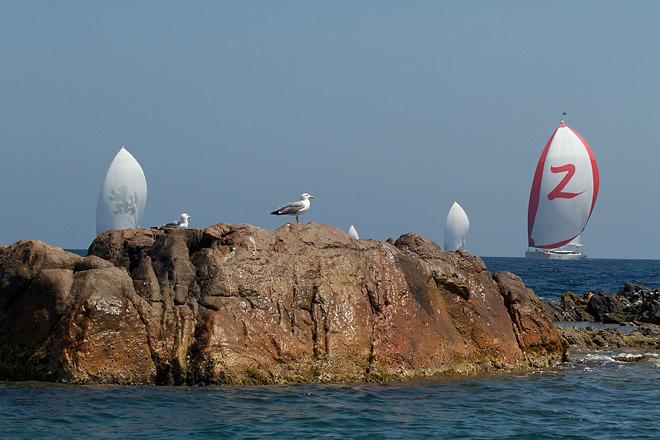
[586,291,630,323]
[0,224,566,385]
[542,292,595,322]
[618,283,660,324]
[544,284,660,325]
[560,292,596,322]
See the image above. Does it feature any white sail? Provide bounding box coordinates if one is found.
[444,201,469,251]
[96,147,147,234]
[348,225,360,240]
[565,234,582,247]
[527,121,599,249]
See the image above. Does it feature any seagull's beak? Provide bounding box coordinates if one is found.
[309,195,315,199]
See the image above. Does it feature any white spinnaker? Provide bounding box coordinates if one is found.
[444,201,469,251]
[528,124,597,248]
[96,147,147,234]
[348,225,360,240]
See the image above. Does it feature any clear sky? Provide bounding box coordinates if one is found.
[1,1,659,258]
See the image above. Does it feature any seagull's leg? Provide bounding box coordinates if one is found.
[296,215,299,224]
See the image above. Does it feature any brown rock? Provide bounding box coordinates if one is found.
[558,292,595,322]
[1,224,567,385]
[61,267,154,384]
[493,272,568,367]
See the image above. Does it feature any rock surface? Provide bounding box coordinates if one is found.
[545,283,660,325]
[1,224,566,385]
[559,324,660,350]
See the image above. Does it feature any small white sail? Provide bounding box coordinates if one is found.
[96,147,148,234]
[444,201,469,251]
[348,225,360,240]
[527,121,599,249]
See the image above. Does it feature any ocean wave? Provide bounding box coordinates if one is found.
[576,353,621,364]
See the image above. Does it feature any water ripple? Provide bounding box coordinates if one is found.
[2,356,658,439]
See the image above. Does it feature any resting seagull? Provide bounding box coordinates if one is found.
[159,213,191,229]
[270,193,314,224]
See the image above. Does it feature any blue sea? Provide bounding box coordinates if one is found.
[483,257,660,302]
[2,256,658,439]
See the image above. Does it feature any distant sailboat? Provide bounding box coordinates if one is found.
[444,202,469,251]
[526,117,599,259]
[96,147,148,234]
[347,225,360,240]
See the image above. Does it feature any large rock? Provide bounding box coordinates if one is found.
[0,224,566,384]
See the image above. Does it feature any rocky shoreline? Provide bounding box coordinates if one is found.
[539,283,660,356]
[559,324,660,350]
[542,283,659,325]
[1,223,566,385]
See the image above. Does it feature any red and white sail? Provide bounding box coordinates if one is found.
[527,121,599,249]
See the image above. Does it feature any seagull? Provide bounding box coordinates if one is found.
[270,193,314,224]
[347,225,360,240]
[159,213,191,229]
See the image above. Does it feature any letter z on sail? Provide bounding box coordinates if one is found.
[548,164,584,200]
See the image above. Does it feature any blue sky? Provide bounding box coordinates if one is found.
[1,1,659,258]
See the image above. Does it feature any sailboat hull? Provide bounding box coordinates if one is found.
[525,249,587,260]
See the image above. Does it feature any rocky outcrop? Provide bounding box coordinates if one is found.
[0,224,566,385]
[545,283,660,325]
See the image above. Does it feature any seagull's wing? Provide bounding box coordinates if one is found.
[157,220,180,229]
[271,200,304,215]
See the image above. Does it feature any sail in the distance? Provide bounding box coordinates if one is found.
[348,225,360,240]
[444,201,469,251]
[96,147,148,234]
[527,121,599,249]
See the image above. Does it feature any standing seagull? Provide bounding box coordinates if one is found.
[159,212,191,229]
[270,193,314,224]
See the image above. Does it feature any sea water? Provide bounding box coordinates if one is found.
[484,257,660,302]
[2,256,655,438]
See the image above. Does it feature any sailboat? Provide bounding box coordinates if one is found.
[96,147,148,234]
[347,225,360,240]
[526,117,599,259]
[444,201,469,251]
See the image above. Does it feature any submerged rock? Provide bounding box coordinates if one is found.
[1,224,566,385]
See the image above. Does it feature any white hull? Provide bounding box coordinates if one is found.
[525,249,587,260]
